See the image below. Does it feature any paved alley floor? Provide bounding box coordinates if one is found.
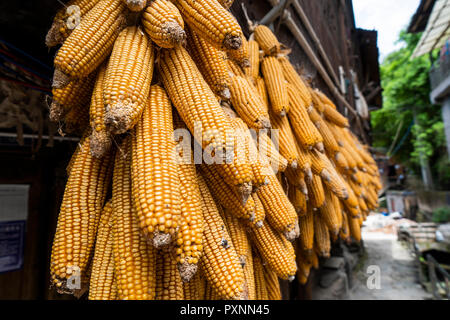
[349,231,432,300]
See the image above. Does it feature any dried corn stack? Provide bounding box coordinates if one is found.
[46,0,380,299]
[142,0,186,48]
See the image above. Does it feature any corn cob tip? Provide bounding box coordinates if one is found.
[52,69,70,89]
[224,33,242,50]
[288,275,295,282]
[255,220,264,228]
[284,222,300,242]
[45,21,64,47]
[238,58,251,68]
[238,182,253,205]
[320,169,331,183]
[49,101,64,122]
[161,20,187,45]
[315,142,324,153]
[151,231,172,249]
[291,160,298,169]
[259,117,272,130]
[178,262,198,282]
[219,87,231,100]
[304,167,313,183]
[279,109,287,117]
[89,130,112,159]
[125,0,147,12]
[105,101,135,134]
[239,255,247,268]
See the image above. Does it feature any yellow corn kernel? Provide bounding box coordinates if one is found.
[261,56,289,116]
[348,213,362,242]
[142,0,185,48]
[53,0,127,84]
[88,201,117,300]
[252,194,266,228]
[254,25,280,56]
[173,0,243,50]
[322,103,349,128]
[197,173,246,300]
[229,75,271,130]
[62,99,90,135]
[314,213,330,258]
[217,0,234,9]
[104,26,154,134]
[288,186,307,216]
[131,85,182,248]
[50,133,113,294]
[112,136,156,300]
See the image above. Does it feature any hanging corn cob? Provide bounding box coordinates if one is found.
[131,85,182,248]
[53,0,127,87]
[142,0,186,48]
[104,26,154,134]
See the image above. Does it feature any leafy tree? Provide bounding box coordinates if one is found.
[371,30,449,189]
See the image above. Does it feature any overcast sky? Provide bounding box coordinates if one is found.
[352,0,421,61]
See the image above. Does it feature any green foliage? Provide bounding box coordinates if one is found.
[431,207,450,223]
[371,30,448,189]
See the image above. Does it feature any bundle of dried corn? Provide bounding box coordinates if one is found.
[46,0,380,300]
